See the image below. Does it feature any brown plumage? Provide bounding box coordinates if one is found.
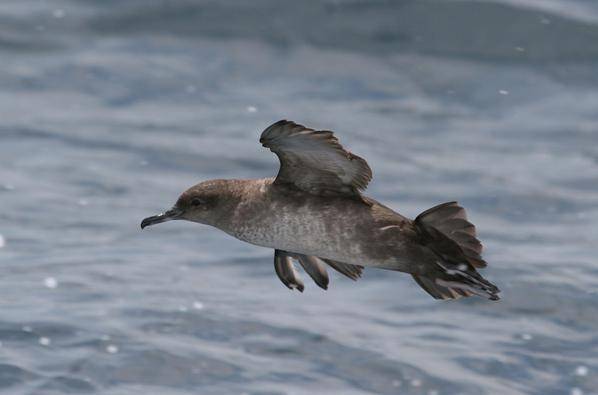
[260,120,372,199]
[141,120,500,301]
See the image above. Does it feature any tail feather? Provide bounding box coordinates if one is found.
[414,201,500,301]
[412,274,474,300]
[413,268,500,301]
[416,201,487,267]
[436,261,500,300]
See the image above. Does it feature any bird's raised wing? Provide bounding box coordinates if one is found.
[260,120,372,198]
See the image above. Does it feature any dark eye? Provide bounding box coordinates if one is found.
[190,198,203,207]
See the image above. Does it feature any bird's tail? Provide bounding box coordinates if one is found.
[412,202,500,300]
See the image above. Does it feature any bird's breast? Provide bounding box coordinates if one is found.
[224,191,400,265]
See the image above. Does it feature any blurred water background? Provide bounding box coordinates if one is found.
[1,1,598,394]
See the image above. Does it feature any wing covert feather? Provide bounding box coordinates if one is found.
[260,120,372,197]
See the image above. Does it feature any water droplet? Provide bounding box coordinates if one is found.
[575,366,588,376]
[540,17,551,25]
[39,337,51,346]
[193,301,204,310]
[0,235,5,248]
[246,106,257,113]
[52,9,65,18]
[499,90,509,95]
[411,379,422,387]
[44,277,58,289]
[106,344,119,354]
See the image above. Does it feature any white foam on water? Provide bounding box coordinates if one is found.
[193,301,204,310]
[575,366,588,376]
[106,345,119,354]
[44,277,58,289]
[39,337,51,346]
[0,234,5,248]
[246,105,257,113]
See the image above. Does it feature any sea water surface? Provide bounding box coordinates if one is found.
[1,1,597,394]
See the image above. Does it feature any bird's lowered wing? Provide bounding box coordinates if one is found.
[274,250,364,291]
[274,250,305,292]
[260,120,372,198]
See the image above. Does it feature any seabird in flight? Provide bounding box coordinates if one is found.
[141,120,500,300]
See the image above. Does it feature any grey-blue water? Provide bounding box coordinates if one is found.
[1,1,598,394]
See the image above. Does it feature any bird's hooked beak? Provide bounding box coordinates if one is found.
[141,207,183,229]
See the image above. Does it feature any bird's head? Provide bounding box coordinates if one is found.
[141,180,234,229]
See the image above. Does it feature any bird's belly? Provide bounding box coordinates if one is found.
[229,206,379,266]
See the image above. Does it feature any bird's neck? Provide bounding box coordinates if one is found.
[202,178,273,230]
